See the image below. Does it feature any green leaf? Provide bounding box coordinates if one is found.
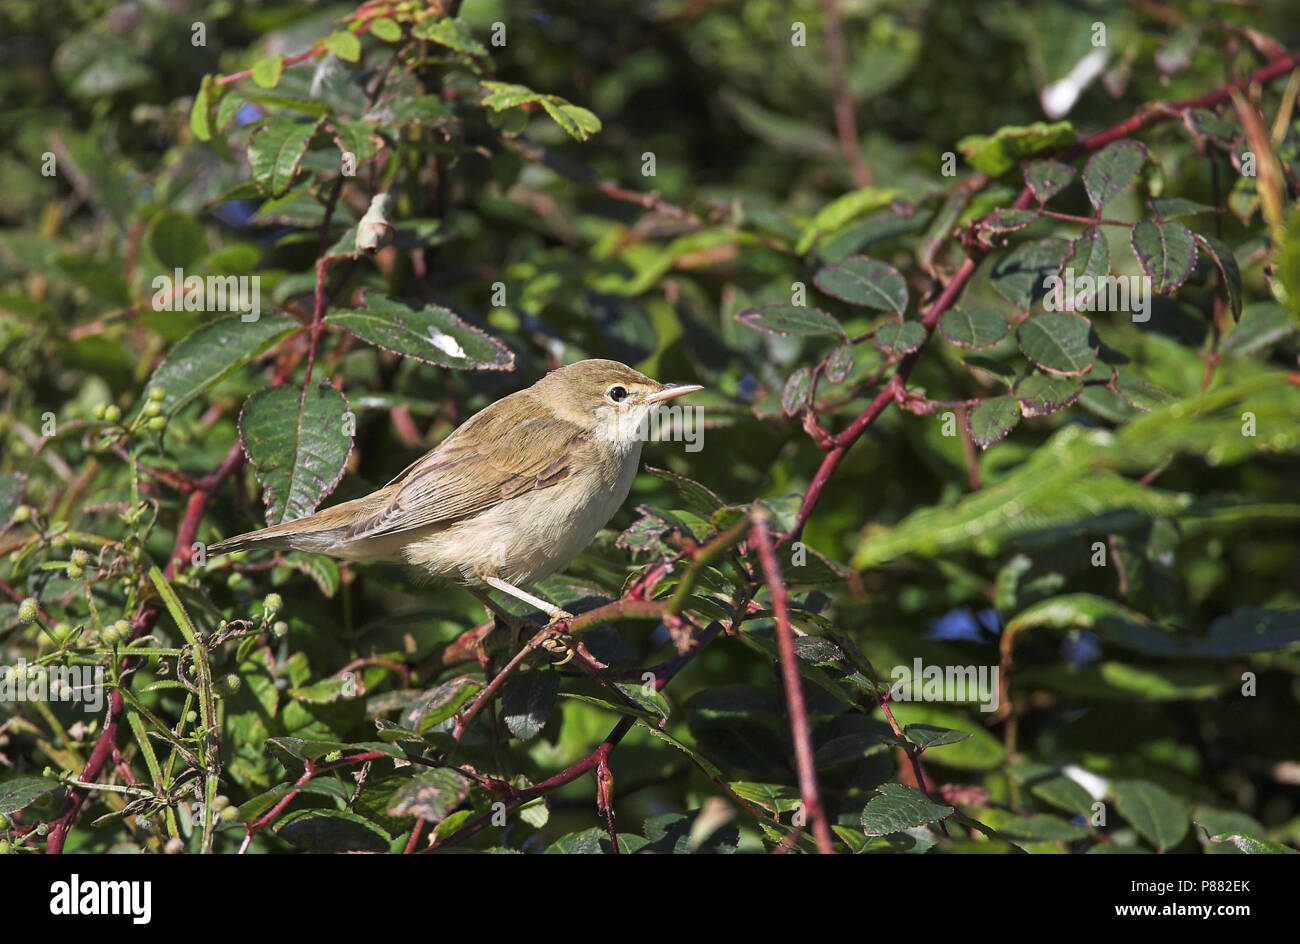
[1131,220,1197,294]
[872,320,925,355]
[977,808,1089,841]
[250,55,284,89]
[814,255,908,314]
[735,303,844,338]
[861,783,954,836]
[1183,107,1237,145]
[1024,160,1076,204]
[0,775,56,815]
[247,117,321,196]
[539,99,602,142]
[797,187,902,254]
[938,305,1008,349]
[1015,373,1083,416]
[1113,779,1188,851]
[328,292,514,370]
[1206,833,1297,854]
[1023,769,1096,816]
[1110,366,1173,412]
[781,366,813,414]
[415,16,488,57]
[991,238,1070,308]
[1194,233,1242,319]
[980,208,1038,233]
[190,73,217,141]
[1150,196,1214,220]
[239,382,353,525]
[545,828,648,854]
[1017,311,1096,376]
[1222,302,1293,355]
[902,724,972,750]
[145,313,300,418]
[1062,227,1110,284]
[276,810,390,852]
[365,94,453,128]
[324,31,361,63]
[826,343,854,381]
[409,676,482,731]
[957,121,1075,176]
[387,769,470,822]
[966,395,1021,448]
[369,17,402,42]
[645,466,726,515]
[1082,139,1147,210]
[501,671,560,740]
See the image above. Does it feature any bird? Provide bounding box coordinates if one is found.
[210,359,702,653]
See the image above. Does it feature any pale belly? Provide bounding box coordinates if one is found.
[400,449,640,587]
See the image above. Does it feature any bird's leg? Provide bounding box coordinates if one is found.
[476,574,575,664]
[465,585,529,655]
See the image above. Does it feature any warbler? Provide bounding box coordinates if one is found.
[211,359,701,634]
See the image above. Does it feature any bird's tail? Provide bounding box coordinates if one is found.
[208,498,369,556]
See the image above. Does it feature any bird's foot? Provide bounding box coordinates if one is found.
[539,610,575,665]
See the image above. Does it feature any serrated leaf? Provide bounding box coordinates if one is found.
[1082,139,1147,210]
[861,783,954,836]
[539,99,601,142]
[1150,197,1214,220]
[414,16,488,57]
[873,320,925,355]
[1113,779,1188,851]
[145,313,300,418]
[0,776,56,815]
[247,117,320,196]
[938,305,1008,349]
[967,395,1021,448]
[644,466,725,514]
[1194,233,1242,319]
[387,769,470,822]
[781,367,812,414]
[957,121,1075,176]
[1207,833,1298,854]
[324,31,360,63]
[826,343,854,381]
[1062,227,1110,288]
[409,676,482,731]
[1222,302,1293,354]
[991,238,1070,308]
[796,187,902,254]
[1131,220,1196,294]
[1110,366,1173,412]
[240,382,353,525]
[329,291,514,370]
[501,671,560,740]
[1017,311,1096,376]
[1015,373,1083,416]
[276,810,390,852]
[902,724,972,750]
[980,208,1038,233]
[250,55,284,89]
[814,255,907,313]
[735,303,844,338]
[1024,160,1076,204]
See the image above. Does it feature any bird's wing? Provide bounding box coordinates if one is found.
[343,393,592,541]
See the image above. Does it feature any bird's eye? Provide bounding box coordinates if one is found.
[607,385,629,403]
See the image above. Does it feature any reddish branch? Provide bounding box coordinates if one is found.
[752,514,835,854]
[822,0,872,188]
[788,47,1300,543]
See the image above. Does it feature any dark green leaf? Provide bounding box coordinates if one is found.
[861,783,954,836]
[938,305,1008,349]
[736,304,844,338]
[329,292,514,370]
[814,255,908,314]
[1024,160,1076,204]
[1082,139,1147,210]
[1131,220,1197,294]
[967,395,1021,447]
[1017,311,1096,376]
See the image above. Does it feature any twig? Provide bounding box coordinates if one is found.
[752,513,835,854]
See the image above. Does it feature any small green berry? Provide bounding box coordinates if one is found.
[70,548,89,567]
[103,405,121,423]
[263,593,283,615]
[272,620,289,639]
[12,505,31,523]
[67,563,84,579]
[219,674,241,695]
[212,795,230,812]
[186,710,197,723]
[143,400,162,418]
[18,598,38,623]
[92,404,107,420]
[51,622,73,644]
[149,386,166,402]
[220,806,239,824]
[147,416,165,431]
[0,839,11,854]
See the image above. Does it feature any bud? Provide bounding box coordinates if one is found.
[263,593,283,616]
[220,805,239,823]
[219,674,241,695]
[18,598,38,623]
[212,795,230,811]
[70,548,89,567]
[272,620,289,639]
[51,622,73,644]
[67,563,84,579]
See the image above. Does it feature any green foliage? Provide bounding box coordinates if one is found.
[1,0,1298,857]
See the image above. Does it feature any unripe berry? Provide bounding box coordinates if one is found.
[147,416,165,430]
[13,505,31,523]
[103,405,121,423]
[143,400,162,418]
[70,548,89,567]
[263,593,283,616]
[18,598,38,623]
[149,386,166,402]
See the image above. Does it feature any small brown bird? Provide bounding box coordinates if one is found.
[211,359,701,639]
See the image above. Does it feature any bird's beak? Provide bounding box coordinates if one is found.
[646,383,703,404]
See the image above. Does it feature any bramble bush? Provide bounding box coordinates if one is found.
[1,0,1299,855]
